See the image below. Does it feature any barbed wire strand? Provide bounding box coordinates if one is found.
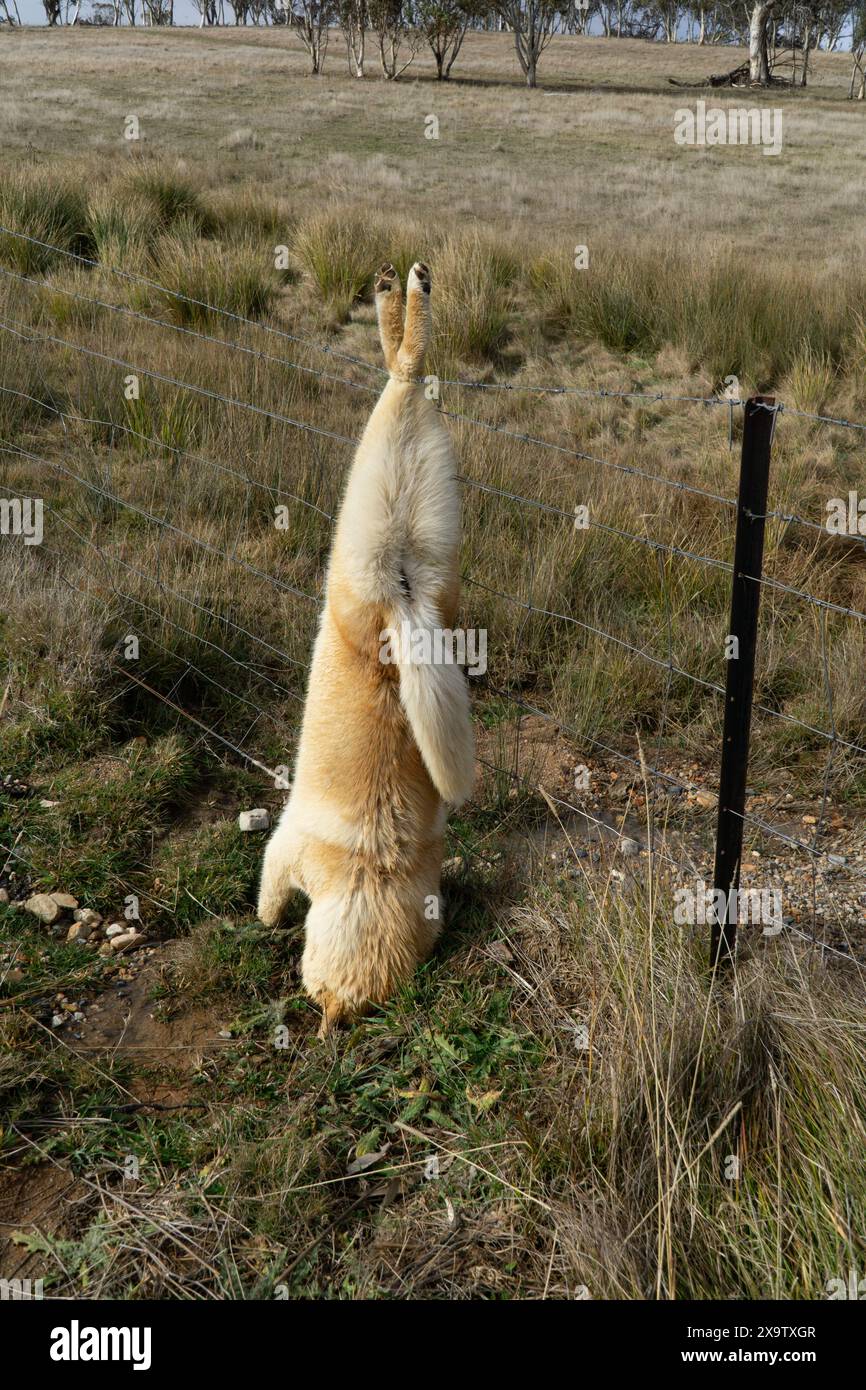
[0,384,336,522]
[5,224,866,434]
[0,443,322,608]
[3,234,866,965]
[5,320,865,619]
[0,299,741,513]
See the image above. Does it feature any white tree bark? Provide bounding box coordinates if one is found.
[749,0,775,85]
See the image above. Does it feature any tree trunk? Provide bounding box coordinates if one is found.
[749,1,774,85]
[345,21,364,76]
[799,24,811,87]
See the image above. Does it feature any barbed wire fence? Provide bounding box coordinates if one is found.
[1,224,865,978]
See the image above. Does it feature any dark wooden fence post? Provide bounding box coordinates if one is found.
[711,395,777,968]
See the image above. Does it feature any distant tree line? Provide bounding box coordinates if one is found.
[17,0,866,97]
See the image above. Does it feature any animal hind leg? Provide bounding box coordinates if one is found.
[375,262,404,374]
[396,261,432,381]
[257,819,303,927]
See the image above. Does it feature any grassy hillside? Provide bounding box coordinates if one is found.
[1,28,865,259]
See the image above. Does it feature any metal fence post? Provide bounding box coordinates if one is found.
[711,395,777,968]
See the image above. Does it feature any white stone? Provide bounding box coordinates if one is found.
[110,931,144,953]
[74,908,103,929]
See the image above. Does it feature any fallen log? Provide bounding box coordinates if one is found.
[668,63,751,88]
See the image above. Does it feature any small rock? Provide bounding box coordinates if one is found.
[105,923,125,938]
[1,776,30,799]
[66,922,92,944]
[73,1011,85,1022]
[51,1013,65,1028]
[98,942,113,957]
[238,808,270,832]
[0,888,9,905]
[24,893,62,925]
[110,930,144,954]
[74,908,103,929]
[802,815,818,826]
[826,854,846,868]
[39,799,60,809]
[694,789,718,810]
[618,837,640,858]
[50,892,78,912]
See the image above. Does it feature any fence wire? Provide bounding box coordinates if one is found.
[2,226,865,970]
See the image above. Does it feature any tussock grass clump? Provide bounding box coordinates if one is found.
[661,253,851,388]
[38,266,106,330]
[0,171,93,274]
[531,246,662,354]
[430,229,519,367]
[531,243,866,388]
[293,210,380,322]
[528,251,577,334]
[211,187,291,244]
[782,343,838,414]
[510,879,866,1299]
[86,188,161,270]
[116,164,215,237]
[146,234,278,326]
[292,210,429,321]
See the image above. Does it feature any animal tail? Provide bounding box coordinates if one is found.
[384,592,475,807]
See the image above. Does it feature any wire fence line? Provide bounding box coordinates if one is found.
[465,575,866,760]
[5,397,865,765]
[2,232,865,547]
[477,757,865,972]
[4,223,866,431]
[0,384,337,521]
[2,232,866,967]
[4,255,865,612]
[0,303,742,512]
[0,442,321,608]
[4,244,866,544]
[5,331,865,625]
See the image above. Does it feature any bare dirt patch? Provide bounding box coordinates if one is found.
[0,1162,88,1283]
[477,714,866,962]
[71,940,229,1076]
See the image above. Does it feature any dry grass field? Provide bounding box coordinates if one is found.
[1,27,866,256]
[1,28,865,1302]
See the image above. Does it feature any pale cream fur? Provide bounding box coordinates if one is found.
[257,261,475,1034]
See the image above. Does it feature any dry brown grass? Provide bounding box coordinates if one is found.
[1,29,864,264]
